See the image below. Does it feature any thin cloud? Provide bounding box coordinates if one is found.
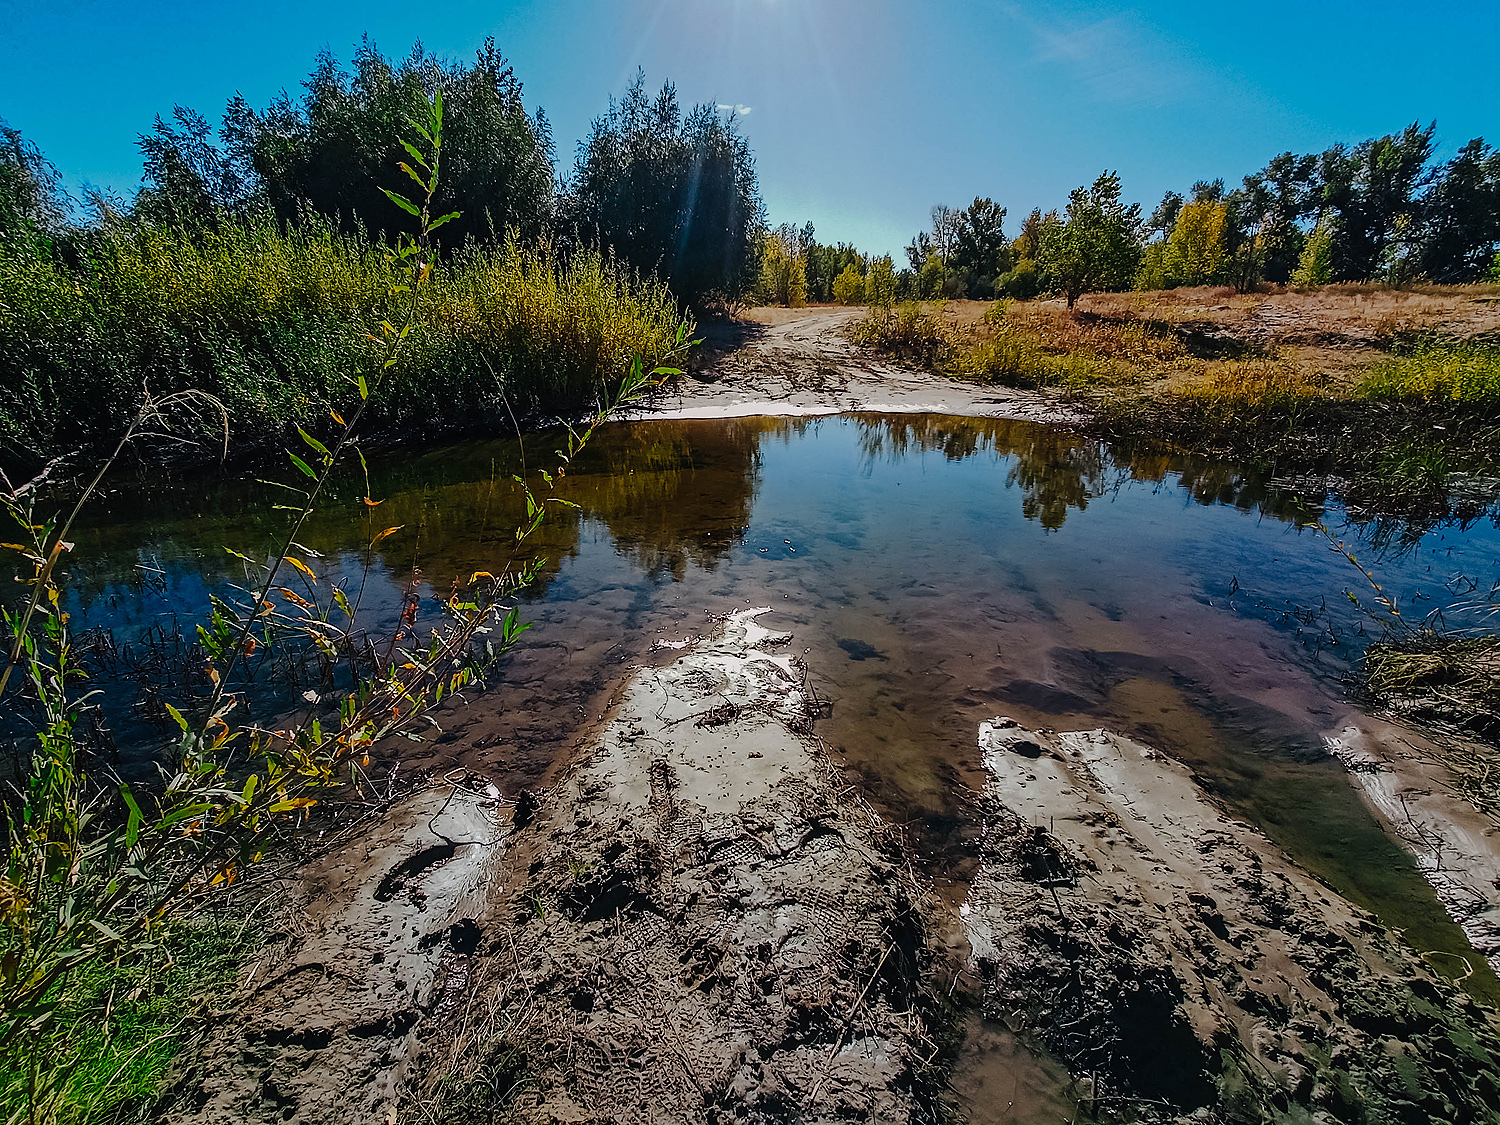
[717,103,754,116]
[997,4,1199,109]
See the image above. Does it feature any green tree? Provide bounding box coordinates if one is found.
[865,255,897,308]
[832,263,865,304]
[1417,137,1500,283]
[565,70,763,304]
[1170,199,1228,285]
[1316,122,1435,280]
[1146,191,1184,242]
[135,106,259,228]
[756,225,807,307]
[235,38,555,249]
[1036,172,1142,308]
[804,234,867,303]
[950,197,1010,298]
[1292,214,1336,286]
[1013,208,1045,261]
[0,119,67,247]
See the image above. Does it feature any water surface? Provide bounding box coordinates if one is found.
[30,413,1500,988]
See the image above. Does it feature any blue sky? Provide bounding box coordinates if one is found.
[2,0,1495,259]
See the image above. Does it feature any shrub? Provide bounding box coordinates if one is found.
[996,259,1040,300]
[832,264,864,305]
[850,301,953,365]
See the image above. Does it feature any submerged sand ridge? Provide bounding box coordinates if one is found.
[966,717,1500,1120]
[166,614,1500,1124]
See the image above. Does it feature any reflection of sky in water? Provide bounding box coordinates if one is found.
[12,414,1500,973]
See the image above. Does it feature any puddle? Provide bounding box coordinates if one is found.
[21,414,1500,999]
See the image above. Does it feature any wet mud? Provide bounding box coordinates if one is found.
[163,617,1500,1124]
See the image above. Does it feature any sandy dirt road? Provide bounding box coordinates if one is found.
[632,306,1073,422]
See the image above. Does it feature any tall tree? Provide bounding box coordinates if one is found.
[1417,137,1500,283]
[564,70,763,303]
[1036,172,1142,308]
[1317,122,1435,280]
[950,197,1009,298]
[136,106,259,227]
[233,38,555,247]
[0,119,67,246]
[1146,191,1184,242]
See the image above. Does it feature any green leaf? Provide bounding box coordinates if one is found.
[88,920,125,944]
[382,188,420,217]
[120,785,143,848]
[428,211,461,231]
[400,139,432,172]
[164,702,189,732]
[158,803,211,829]
[357,375,369,401]
[399,162,428,191]
[288,453,317,479]
[297,427,330,458]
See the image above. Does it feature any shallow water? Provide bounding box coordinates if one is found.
[27,413,1500,990]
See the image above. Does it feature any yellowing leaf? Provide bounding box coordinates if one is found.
[283,556,318,584]
[268,798,318,813]
[370,526,404,547]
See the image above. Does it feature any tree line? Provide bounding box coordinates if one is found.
[0,39,765,307]
[5,52,1496,314]
[763,122,1500,308]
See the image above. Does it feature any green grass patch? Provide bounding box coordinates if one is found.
[1358,339,1500,405]
[1,918,250,1125]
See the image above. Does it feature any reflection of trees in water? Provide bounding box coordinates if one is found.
[561,418,769,580]
[45,418,774,612]
[850,414,1109,531]
[1113,446,1324,525]
[33,414,1472,623]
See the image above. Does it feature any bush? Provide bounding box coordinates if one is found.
[850,301,953,365]
[996,259,1040,300]
[832,264,864,305]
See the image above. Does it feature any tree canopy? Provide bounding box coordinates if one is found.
[562,71,763,304]
[1035,172,1141,307]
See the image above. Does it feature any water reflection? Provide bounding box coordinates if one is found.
[8,413,1500,984]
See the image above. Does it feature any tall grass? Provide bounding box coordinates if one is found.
[0,219,691,465]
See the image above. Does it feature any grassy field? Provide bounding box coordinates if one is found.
[852,285,1500,515]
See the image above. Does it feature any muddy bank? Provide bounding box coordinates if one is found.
[968,718,1500,1121]
[414,609,953,1123]
[633,306,1073,423]
[164,613,1500,1124]
[165,611,954,1124]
